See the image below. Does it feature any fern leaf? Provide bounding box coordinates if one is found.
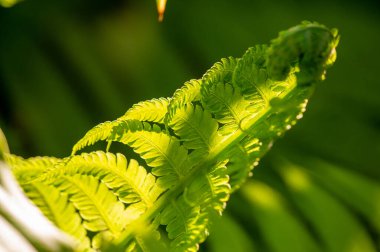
[73,117,192,189]
[119,98,170,124]
[116,215,164,252]
[108,121,191,189]
[52,174,128,235]
[232,45,299,122]
[160,161,230,252]
[224,137,261,192]
[165,79,202,124]
[233,45,271,104]
[246,85,307,140]
[201,83,253,135]
[161,197,203,252]
[64,151,162,208]
[267,21,339,83]
[72,121,117,155]
[35,151,162,227]
[187,160,230,214]
[13,151,163,250]
[5,154,61,183]
[202,57,238,86]
[72,98,170,155]
[23,182,90,249]
[169,104,219,161]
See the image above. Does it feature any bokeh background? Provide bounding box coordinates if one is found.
[1,0,380,251]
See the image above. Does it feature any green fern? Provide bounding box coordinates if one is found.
[4,22,338,251]
[23,181,90,249]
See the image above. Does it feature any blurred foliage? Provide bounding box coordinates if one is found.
[0,0,380,251]
[0,128,9,159]
[0,0,21,8]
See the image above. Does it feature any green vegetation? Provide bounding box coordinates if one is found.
[1,22,339,251]
[1,0,380,251]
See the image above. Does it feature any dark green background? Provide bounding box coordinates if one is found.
[1,0,380,251]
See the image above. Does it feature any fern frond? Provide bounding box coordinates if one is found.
[116,214,164,252]
[232,45,299,120]
[23,182,90,249]
[112,23,338,251]
[119,98,170,124]
[13,22,339,252]
[169,104,219,161]
[63,151,162,208]
[225,136,261,191]
[246,85,308,140]
[201,57,252,135]
[233,45,270,103]
[165,79,202,124]
[32,151,163,227]
[108,121,191,189]
[267,21,339,83]
[202,57,238,85]
[15,151,164,249]
[72,99,169,155]
[52,174,128,235]
[160,161,230,252]
[187,160,230,214]
[161,197,203,252]
[201,83,253,135]
[72,121,117,155]
[5,154,61,182]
